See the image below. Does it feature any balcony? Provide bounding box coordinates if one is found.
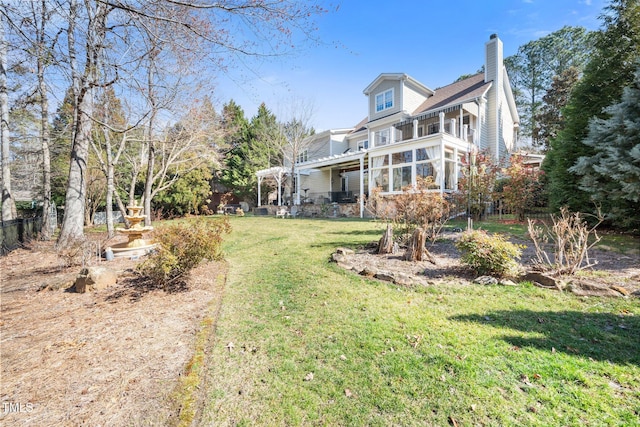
[372,114,474,148]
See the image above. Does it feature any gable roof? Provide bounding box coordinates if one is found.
[363,73,434,97]
[348,72,496,132]
[412,73,491,116]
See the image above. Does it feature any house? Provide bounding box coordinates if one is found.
[256,34,520,218]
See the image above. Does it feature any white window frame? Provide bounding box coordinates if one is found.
[296,149,308,164]
[375,88,394,113]
[357,140,369,151]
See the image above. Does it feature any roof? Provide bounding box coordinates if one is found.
[347,73,494,133]
[363,73,434,96]
[412,73,491,116]
[349,116,368,134]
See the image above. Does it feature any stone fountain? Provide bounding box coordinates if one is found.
[109,201,156,258]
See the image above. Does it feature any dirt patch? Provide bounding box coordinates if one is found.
[340,230,640,295]
[1,236,226,426]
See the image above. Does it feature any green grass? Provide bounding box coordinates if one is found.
[199,217,640,426]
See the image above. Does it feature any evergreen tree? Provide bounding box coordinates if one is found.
[534,67,580,150]
[505,26,595,147]
[543,0,640,214]
[219,101,283,203]
[50,89,75,206]
[218,100,250,200]
[569,64,640,230]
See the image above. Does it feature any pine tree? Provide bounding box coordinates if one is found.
[218,100,251,200]
[570,65,640,230]
[534,67,580,150]
[543,0,640,214]
[505,26,595,147]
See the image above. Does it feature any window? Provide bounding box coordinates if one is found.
[391,150,412,192]
[416,146,441,189]
[375,88,394,112]
[357,140,369,151]
[392,166,412,191]
[296,149,308,164]
[371,154,389,192]
[392,150,412,165]
[444,150,457,191]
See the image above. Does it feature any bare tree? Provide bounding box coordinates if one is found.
[0,9,17,221]
[32,0,56,239]
[7,0,327,247]
[57,0,111,247]
[89,87,140,237]
[276,100,315,205]
[142,100,221,222]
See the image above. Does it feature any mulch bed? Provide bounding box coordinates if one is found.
[1,237,226,426]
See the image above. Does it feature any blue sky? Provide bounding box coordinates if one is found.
[214,0,608,131]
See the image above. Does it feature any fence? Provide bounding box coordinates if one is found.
[1,217,43,255]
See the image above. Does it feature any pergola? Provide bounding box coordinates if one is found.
[256,167,288,207]
[294,151,366,218]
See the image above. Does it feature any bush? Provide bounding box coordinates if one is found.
[137,217,231,288]
[456,230,523,278]
[527,207,603,275]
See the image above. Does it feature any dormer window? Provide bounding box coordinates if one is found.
[296,149,308,164]
[375,88,394,112]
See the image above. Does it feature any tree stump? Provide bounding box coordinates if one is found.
[377,224,394,254]
[404,227,436,264]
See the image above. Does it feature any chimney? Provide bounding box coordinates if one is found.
[485,34,503,83]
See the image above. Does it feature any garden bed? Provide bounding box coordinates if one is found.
[335,230,640,296]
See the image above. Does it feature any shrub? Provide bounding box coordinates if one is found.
[527,207,603,275]
[137,217,231,288]
[394,176,451,244]
[456,230,523,278]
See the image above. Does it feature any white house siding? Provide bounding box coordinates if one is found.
[484,35,504,161]
[499,88,516,160]
[346,129,369,152]
[342,170,363,195]
[306,132,332,160]
[331,135,350,156]
[402,82,428,114]
[300,170,332,202]
[368,80,401,120]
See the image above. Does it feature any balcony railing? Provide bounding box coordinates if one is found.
[372,118,474,148]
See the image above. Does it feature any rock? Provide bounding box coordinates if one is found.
[499,279,518,286]
[335,247,355,256]
[567,279,622,297]
[72,266,117,293]
[331,252,349,263]
[374,271,396,283]
[336,262,354,271]
[611,285,630,296]
[473,276,498,285]
[393,273,415,286]
[359,267,376,277]
[522,272,564,290]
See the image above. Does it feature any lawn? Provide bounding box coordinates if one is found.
[199,216,640,426]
